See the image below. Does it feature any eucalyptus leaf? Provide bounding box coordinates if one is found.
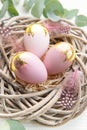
[7,120,25,130]
[45,0,64,17]
[47,10,60,21]
[13,0,20,5]
[8,6,19,17]
[43,8,48,18]
[44,0,49,5]
[23,0,35,12]
[7,0,13,5]
[6,0,19,17]
[63,8,69,18]
[0,0,8,18]
[75,15,87,27]
[1,0,5,3]
[63,9,79,19]
[31,0,45,18]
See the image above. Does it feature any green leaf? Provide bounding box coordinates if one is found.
[7,0,13,5]
[0,0,8,18]
[1,0,5,3]
[44,0,49,5]
[23,0,35,12]
[0,120,25,130]
[63,9,79,19]
[62,8,69,18]
[7,120,25,130]
[6,0,19,17]
[13,0,20,5]
[47,10,60,21]
[45,0,64,17]
[75,15,87,27]
[8,5,19,17]
[43,8,48,18]
[31,0,45,18]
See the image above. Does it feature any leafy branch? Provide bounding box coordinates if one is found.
[0,119,26,130]
[0,0,87,27]
[1,0,19,17]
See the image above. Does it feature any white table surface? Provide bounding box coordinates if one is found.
[0,0,87,130]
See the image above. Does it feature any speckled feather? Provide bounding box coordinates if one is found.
[58,70,83,110]
[0,27,11,37]
[41,20,71,38]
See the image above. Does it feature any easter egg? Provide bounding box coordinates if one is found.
[23,23,50,58]
[43,42,76,75]
[10,52,47,84]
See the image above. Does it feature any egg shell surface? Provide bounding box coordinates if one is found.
[24,24,50,58]
[43,42,75,75]
[11,52,48,84]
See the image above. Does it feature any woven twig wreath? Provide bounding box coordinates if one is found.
[0,16,87,126]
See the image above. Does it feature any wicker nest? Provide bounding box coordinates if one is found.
[0,16,87,126]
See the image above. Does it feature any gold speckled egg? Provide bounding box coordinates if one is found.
[43,42,76,75]
[23,23,50,58]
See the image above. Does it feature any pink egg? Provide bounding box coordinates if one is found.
[10,52,47,84]
[43,42,76,75]
[23,23,50,58]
